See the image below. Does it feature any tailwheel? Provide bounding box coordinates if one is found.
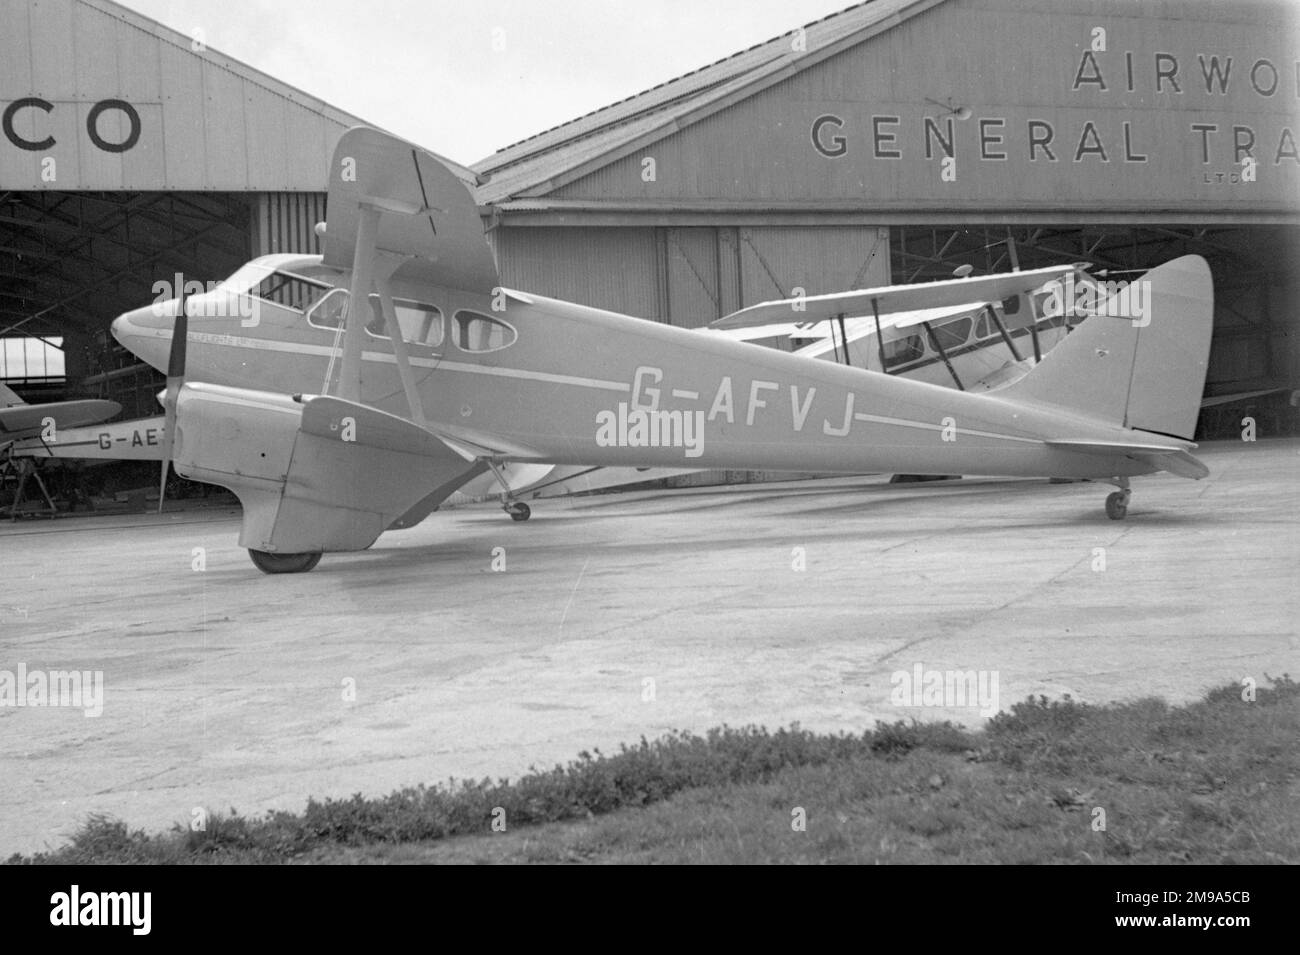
[505,502,531,523]
[248,549,323,574]
[1104,491,1130,521]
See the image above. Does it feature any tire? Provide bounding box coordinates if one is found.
[248,549,323,574]
[1104,492,1128,521]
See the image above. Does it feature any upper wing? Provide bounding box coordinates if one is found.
[323,126,498,294]
[709,265,1076,331]
[700,303,980,345]
[0,399,120,436]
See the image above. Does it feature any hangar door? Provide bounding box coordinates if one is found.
[490,225,890,328]
[661,226,890,328]
[491,227,660,320]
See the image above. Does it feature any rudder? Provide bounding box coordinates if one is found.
[1001,255,1213,441]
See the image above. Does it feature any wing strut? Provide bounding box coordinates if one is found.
[333,201,435,421]
[1005,232,1042,363]
[835,313,850,367]
[984,304,1023,363]
[871,297,889,374]
[921,321,965,390]
[373,254,427,428]
[339,204,381,403]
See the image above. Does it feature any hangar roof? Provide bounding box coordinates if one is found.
[0,0,476,191]
[475,0,1299,224]
[474,0,945,203]
[0,0,479,382]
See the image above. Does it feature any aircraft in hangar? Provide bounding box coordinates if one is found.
[0,383,121,517]
[702,269,1091,393]
[108,126,1214,574]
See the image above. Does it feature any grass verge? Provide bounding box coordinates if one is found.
[7,675,1297,864]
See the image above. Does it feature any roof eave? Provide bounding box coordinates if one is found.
[485,0,950,203]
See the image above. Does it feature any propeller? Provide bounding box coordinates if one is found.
[156,293,188,513]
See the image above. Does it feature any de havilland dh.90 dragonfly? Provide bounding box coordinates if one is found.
[109,127,1213,574]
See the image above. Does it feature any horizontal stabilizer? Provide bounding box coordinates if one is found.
[1150,449,1211,480]
[1045,439,1209,480]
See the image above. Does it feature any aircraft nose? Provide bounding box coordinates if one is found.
[111,300,178,372]
[108,311,134,346]
[113,297,179,335]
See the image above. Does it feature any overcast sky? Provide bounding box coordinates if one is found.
[120,0,853,165]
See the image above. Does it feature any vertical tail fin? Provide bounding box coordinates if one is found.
[1001,255,1213,440]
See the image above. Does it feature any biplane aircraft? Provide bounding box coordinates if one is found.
[703,269,1090,393]
[109,127,1214,574]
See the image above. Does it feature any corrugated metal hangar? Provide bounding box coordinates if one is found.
[0,0,365,416]
[2,0,1298,440]
[0,0,448,420]
[477,0,1300,436]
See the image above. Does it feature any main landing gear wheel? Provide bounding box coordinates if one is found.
[1105,491,1130,521]
[248,549,323,574]
[505,502,531,522]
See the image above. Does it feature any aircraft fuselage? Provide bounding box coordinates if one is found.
[112,264,1169,484]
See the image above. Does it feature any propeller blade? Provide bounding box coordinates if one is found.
[157,298,188,513]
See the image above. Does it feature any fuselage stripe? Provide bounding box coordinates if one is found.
[180,329,1046,447]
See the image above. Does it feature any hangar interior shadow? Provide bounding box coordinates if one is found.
[0,190,252,415]
[893,224,1300,438]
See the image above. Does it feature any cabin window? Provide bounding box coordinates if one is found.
[250,271,331,314]
[1031,290,1058,321]
[454,311,517,353]
[1001,294,1020,316]
[975,314,992,339]
[365,295,444,347]
[306,288,350,330]
[930,316,972,352]
[882,333,925,369]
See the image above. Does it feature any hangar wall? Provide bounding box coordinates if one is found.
[0,0,358,191]
[252,193,326,257]
[1,0,353,412]
[493,225,890,326]
[549,0,1298,220]
[491,227,660,318]
[477,0,1300,438]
